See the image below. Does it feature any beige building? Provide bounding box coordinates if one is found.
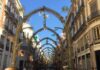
[0,0,23,70]
[65,0,100,70]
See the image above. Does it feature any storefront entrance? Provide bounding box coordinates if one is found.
[96,51,100,70]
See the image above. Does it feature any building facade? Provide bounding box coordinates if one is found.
[0,0,23,69]
[19,23,42,70]
[64,6,74,69]
[65,0,100,70]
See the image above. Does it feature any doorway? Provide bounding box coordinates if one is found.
[96,50,100,70]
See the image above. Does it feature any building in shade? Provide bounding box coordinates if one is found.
[0,0,24,69]
[64,0,100,70]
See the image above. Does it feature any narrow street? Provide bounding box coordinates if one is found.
[0,0,100,70]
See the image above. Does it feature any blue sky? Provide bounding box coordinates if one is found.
[20,0,71,57]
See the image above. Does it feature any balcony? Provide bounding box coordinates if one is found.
[71,3,85,32]
[72,22,87,41]
[4,25,14,35]
[94,38,100,44]
[5,5,10,14]
[87,10,100,22]
[77,2,84,15]
[5,6,18,24]
[72,2,85,24]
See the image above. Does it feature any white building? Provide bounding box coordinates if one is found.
[22,23,42,49]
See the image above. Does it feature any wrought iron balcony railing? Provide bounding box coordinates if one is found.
[87,10,100,22]
[72,2,85,25]
[5,6,18,24]
[72,22,87,41]
[5,25,14,35]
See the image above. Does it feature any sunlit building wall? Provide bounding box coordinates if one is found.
[67,0,100,70]
[0,0,24,69]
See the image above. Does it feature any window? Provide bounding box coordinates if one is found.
[82,56,85,70]
[10,42,13,52]
[77,48,80,53]
[74,24,77,34]
[9,23,13,31]
[13,25,16,34]
[79,0,82,6]
[0,35,4,49]
[84,35,88,49]
[81,38,84,51]
[0,0,2,16]
[80,14,83,25]
[7,1,10,8]
[8,21,11,29]
[1,35,4,41]
[6,39,9,51]
[86,54,91,70]
[77,20,80,29]
[5,18,9,30]
[15,12,17,19]
[90,0,97,14]
[11,6,14,13]
[94,25,100,40]
[71,28,74,37]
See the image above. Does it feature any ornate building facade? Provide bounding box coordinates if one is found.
[65,0,100,70]
[0,0,23,69]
